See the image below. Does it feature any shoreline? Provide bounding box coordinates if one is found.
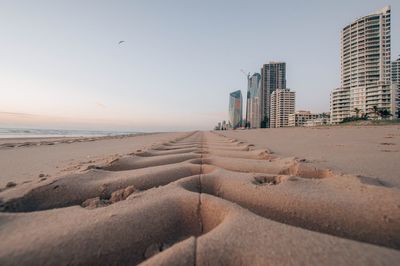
[0,133,153,147]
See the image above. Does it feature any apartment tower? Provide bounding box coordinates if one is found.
[270,88,295,128]
[392,57,400,117]
[393,57,400,83]
[331,6,392,123]
[260,62,286,127]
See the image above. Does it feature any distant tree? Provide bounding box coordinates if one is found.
[320,113,330,118]
[340,115,368,123]
[372,106,379,118]
[378,109,392,119]
[354,108,360,118]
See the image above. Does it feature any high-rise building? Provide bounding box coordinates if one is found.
[247,73,262,128]
[392,57,400,118]
[393,57,400,84]
[331,6,393,123]
[244,73,251,128]
[229,90,243,129]
[260,62,286,127]
[330,87,351,123]
[270,88,295,128]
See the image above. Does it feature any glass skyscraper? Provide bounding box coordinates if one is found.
[260,62,286,127]
[247,73,262,128]
[229,90,242,129]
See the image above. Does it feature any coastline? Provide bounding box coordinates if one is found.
[0,133,149,147]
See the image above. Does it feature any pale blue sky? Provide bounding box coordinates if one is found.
[0,0,398,131]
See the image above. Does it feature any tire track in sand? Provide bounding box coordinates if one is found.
[1,131,400,265]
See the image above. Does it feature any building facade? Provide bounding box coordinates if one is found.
[288,111,319,127]
[393,57,400,84]
[331,6,393,123]
[393,57,400,118]
[229,90,243,129]
[304,117,330,127]
[260,62,286,127]
[270,89,295,128]
[330,87,351,123]
[247,73,262,128]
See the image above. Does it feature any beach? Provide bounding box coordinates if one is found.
[219,125,400,188]
[1,127,400,265]
[0,132,185,188]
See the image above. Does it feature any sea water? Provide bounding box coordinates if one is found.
[0,127,137,139]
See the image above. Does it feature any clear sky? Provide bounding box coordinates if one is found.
[0,0,399,131]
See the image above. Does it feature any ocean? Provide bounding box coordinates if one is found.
[0,127,138,139]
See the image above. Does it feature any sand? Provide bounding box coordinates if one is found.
[0,129,400,265]
[219,125,400,188]
[0,132,186,188]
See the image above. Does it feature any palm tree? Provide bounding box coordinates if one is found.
[378,109,392,119]
[370,106,379,119]
[354,108,360,118]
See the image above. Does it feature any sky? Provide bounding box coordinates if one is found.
[0,0,399,131]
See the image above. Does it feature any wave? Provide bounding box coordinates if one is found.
[0,127,138,139]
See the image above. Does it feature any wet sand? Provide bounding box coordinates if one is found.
[0,130,399,265]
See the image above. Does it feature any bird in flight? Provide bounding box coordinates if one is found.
[118,40,125,45]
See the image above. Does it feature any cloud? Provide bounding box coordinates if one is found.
[0,111,38,118]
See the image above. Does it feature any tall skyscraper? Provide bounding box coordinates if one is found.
[244,73,251,128]
[247,73,262,128]
[392,56,400,118]
[331,6,393,123]
[270,88,295,128]
[260,62,286,127]
[229,90,243,129]
[393,57,400,84]
[330,87,350,123]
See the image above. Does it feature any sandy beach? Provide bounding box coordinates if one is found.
[1,128,400,265]
[220,125,400,188]
[0,132,186,188]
